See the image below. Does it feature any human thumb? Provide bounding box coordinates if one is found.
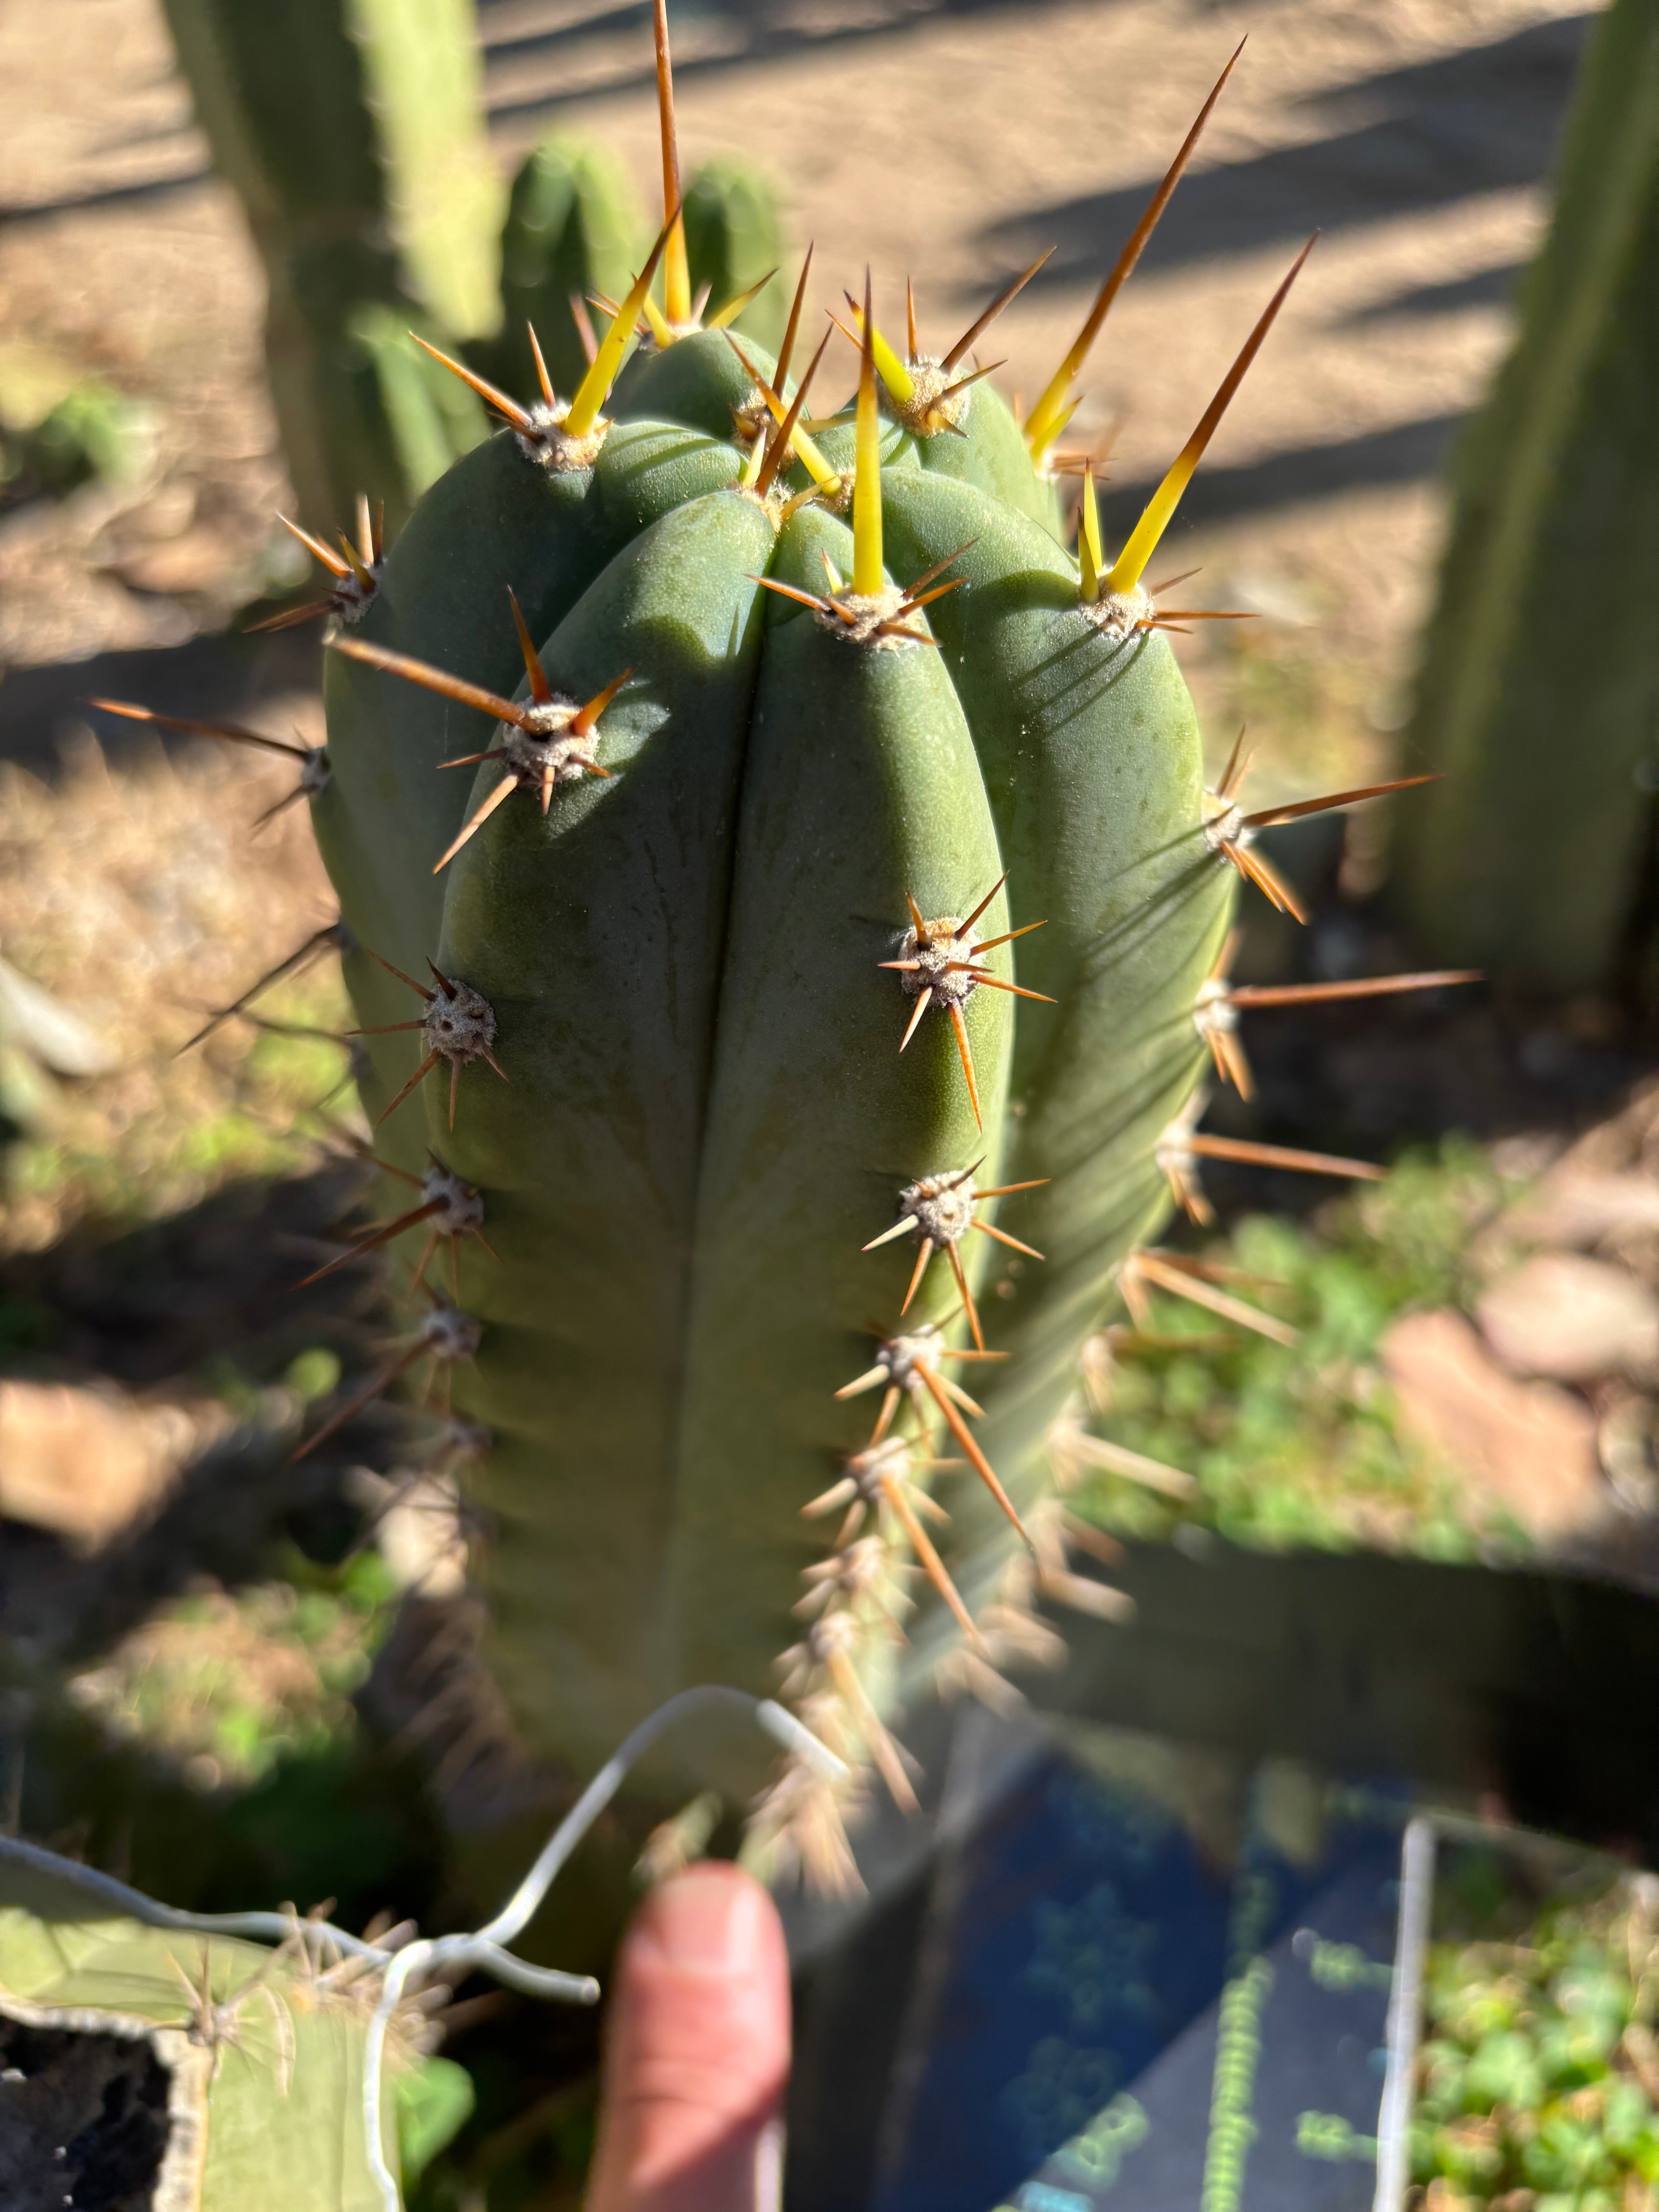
[585,1863,790,2212]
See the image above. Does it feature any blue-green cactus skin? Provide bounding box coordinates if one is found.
[311,304,1233,1829]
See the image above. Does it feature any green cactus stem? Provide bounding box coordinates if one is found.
[142,10,1453,1887]
[682,156,788,354]
[289,199,1335,1877]
[1396,0,1659,994]
[488,136,649,409]
[159,0,501,532]
[0,1852,407,2208]
[857,244,1361,1654]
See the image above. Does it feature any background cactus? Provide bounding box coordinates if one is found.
[681,155,789,354]
[158,0,793,549]
[480,135,783,412]
[1396,0,1659,996]
[486,136,648,405]
[159,0,501,532]
[0,1839,468,2207]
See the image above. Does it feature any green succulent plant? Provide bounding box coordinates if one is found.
[1411,1876,1659,2210]
[488,135,649,406]
[0,1838,469,2209]
[106,12,1448,1884]
[158,0,798,543]
[1398,0,1659,996]
[158,0,501,533]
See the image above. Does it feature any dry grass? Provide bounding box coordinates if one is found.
[0,720,352,1254]
[65,1562,395,1789]
[0,727,416,1809]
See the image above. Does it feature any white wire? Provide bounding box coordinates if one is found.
[472,1686,842,1952]
[1373,1816,1436,2212]
[0,1685,845,2212]
[0,1834,390,1963]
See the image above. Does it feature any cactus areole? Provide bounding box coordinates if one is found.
[209,14,1435,1881]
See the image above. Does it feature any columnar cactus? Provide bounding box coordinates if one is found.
[1396,0,1659,995]
[682,154,790,354]
[160,0,501,530]
[115,14,1453,1883]
[483,127,787,437]
[161,0,792,546]
[488,136,649,404]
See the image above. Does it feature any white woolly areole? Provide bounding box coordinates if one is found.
[1154,1126,1194,1178]
[892,356,969,437]
[421,1164,486,1235]
[842,1436,913,1500]
[877,1326,946,1390]
[418,1306,482,1362]
[801,1534,895,1609]
[813,584,910,648]
[1203,794,1251,854]
[804,1609,861,1664]
[422,978,496,1064]
[730,387,772,448]
[899,1168,978,1249]
[1191,977,1237,1040]
[1080,583,1153,643]
[502,707,602,790]
[331,569,381,627]
[514,402,607,474]
[896,916,981,1007]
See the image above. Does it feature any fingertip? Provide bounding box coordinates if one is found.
[634,1863,781,1973]
[588,1865,790,2211]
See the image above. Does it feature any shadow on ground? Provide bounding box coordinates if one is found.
[0,1162,468,1949]
[981,14,1590,294]
[478,0,1050,129]
[0,1154,422,1642]
[0,624,316,772]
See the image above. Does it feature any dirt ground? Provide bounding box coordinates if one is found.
[0,0,1589,779]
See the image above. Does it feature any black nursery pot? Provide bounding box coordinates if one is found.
[783,1538,1659,2212]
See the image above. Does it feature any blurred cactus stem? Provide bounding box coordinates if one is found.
[0,1846,448,2208]
[159,0,503,530]
[1396,0,1659,995]
[487,136,649,404]
[683,157,788,354]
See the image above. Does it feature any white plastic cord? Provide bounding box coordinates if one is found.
[1373,1816,1436,2212]
[0,1684,844,2211]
